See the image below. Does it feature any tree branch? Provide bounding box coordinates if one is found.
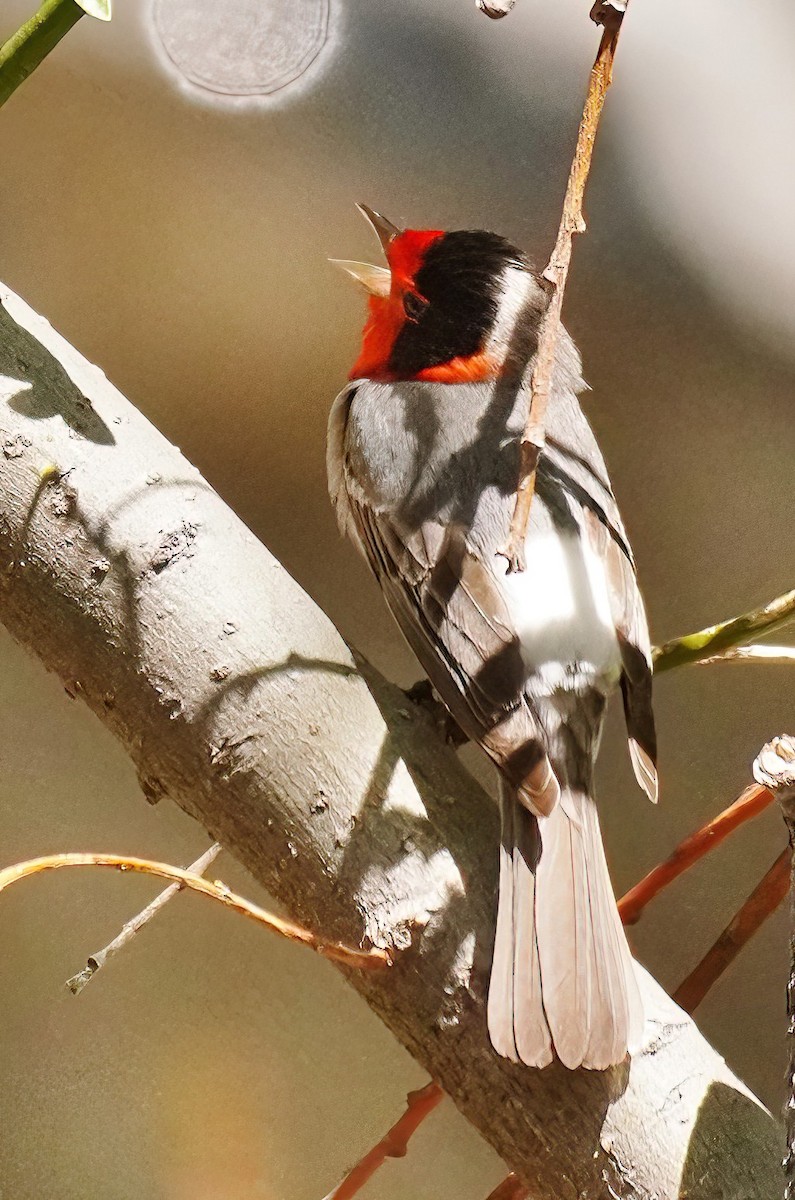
[618,784,774,926]
[500,10,628,571]
[653,589,795,673]
[0,282,781,1198]
[321,1081,444,1200]
[673,849,790,1015]
[64,841,222,994]
[0,852,389,971]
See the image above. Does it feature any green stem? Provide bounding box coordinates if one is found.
[654,588,795,673]
[0,0,84,111]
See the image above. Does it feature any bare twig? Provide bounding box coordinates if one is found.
[485,1174,531,1200]
[500,10,628,571]
[673,849,789,1015]
[753,736,795,1200]
[0,853,390,971]
[653,588,795,673]
[618,784,774,926]
[64,842,222,995]
[321,1081,444,1200]
[699,644,795,667]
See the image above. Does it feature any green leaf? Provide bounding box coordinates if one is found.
[75,0,112,21]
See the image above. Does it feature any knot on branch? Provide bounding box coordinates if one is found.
[475,0,516,18]
[590,0,627,30]
[753,736,795,823]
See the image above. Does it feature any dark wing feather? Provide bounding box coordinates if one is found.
[350,497,560,816]
[582,506,658,801]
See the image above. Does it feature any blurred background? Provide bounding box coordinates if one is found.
[0,0,793,1195]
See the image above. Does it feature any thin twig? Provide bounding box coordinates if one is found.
[500,9,628,572]
[698,644,795,667]
[0,853,390,971]
[673,849,789,1015]
[618,784,774,926]
[321,1081,444,1200]
[653,588,795,673]
[484,1174,531,1200]
[64,842,222,995]
[0,0,85,110]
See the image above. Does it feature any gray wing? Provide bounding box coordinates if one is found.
[328,380,558,813]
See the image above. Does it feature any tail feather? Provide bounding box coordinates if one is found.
[581,796,645,1067]
[535,787,593,1069]
[512,798,553,1067]
[487,791,521,1061]
[487,787,553,1065]
[488,781,643,1070]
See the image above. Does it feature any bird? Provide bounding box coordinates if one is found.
[327,204,657,1070]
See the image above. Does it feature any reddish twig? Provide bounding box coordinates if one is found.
[500,8,628,572]
[485,1173,531,1200]
[321,1081,444,1200]
[618,784,774,926]
[673,848,790,1014]
[0,853,390,972]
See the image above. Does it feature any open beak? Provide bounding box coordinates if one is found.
[355,203,400,254]
[328,259,391,297]
[329,203,401,297]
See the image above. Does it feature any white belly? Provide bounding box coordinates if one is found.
[498,530,621,693]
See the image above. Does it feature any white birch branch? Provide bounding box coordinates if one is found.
[0,282,781,1199]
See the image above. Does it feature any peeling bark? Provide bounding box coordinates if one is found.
[0,283,781,1198]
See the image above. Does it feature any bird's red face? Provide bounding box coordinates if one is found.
[333,205,529,383]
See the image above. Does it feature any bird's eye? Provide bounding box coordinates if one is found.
[403,291,428,322]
